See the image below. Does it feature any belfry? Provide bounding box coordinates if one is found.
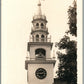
[25,0,56,84]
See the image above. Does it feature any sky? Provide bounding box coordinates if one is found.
[1,0,82,84]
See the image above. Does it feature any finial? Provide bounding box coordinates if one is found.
[33,0,46,20]
[38,0,41,6]
[37,0,42,15]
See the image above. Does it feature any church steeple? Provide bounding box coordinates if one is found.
[30,0,49,43]
[25,1,56,84]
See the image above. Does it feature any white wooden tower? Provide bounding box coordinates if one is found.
[25,1,56,84]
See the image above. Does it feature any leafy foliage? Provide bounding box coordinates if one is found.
[56,1,77,84]
[56,35,77,84]
[67,4,77,36]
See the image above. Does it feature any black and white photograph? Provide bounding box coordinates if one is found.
[1,0,82,84]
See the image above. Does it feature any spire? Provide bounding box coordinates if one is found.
[37,0,42,15]
[33,0,46,21]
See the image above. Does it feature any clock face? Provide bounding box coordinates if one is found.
[35,68,47,79]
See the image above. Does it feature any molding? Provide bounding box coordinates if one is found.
[32,18,47,23]
[25,60,56,70]
[27,42,53,51]
[31,29,49,34]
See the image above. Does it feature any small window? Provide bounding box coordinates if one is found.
[36,35,39,38]
[32,36,34,41]
[41,35,44,38]
[36,34,39,42]
[41,23,44,26]
[41,23,44,28]
[36,23,39,26]
[41,35,44,42]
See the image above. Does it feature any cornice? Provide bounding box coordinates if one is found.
[25,60,56,70]
[28,42,53,51]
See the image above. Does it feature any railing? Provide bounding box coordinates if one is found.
[29,37,51,42]
[26,57,56,60]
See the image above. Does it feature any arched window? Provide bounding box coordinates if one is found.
[36,23,39,28]
[41,23,44,28]
[35,48,46,59]
[32,35,34,41]
[41,35,45,42]
[36,34,39,42]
